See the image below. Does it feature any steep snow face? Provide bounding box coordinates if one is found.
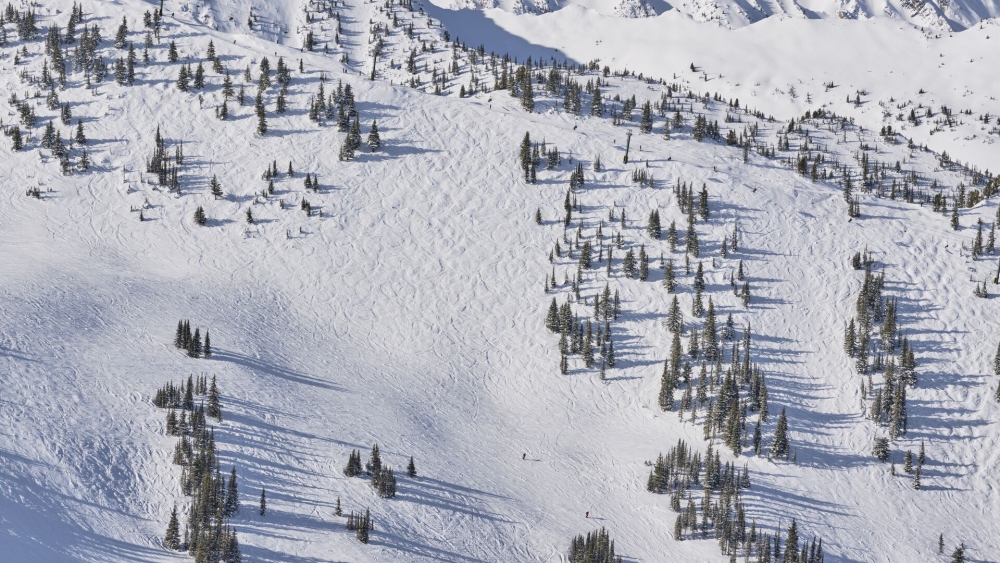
[2,0,1000,562]
[425,0,997,29]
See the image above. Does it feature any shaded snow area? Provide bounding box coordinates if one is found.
[0,0,998,562]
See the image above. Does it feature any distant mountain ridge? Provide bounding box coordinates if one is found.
[438,0,999,30]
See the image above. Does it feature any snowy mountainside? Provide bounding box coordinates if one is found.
[0,0,999,562]
[428,0,999,30]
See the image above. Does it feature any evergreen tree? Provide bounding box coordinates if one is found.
[223,467,240,516]
[168,40,178,62]
[194,206,207,225]
[257,110,267,136]
[520,74,534,113]
[193,62,205,89]
[246,208,254,224]
[189,328,202,357]
[771,408,789,459]
[176,64,189,91]
[164,505,181,550]
[591,87,602,116]
[368,444,382,475]
[259,487,266,516]
[872,437,890,462]
[203,330,211,357]
[207,375,221,420]
[950,543,965,563]
[783,520,799,563]
[210,174,223,199]
[407,456,416,477]
[367,120,381,152]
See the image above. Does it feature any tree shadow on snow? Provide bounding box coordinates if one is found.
[209,349,347,391]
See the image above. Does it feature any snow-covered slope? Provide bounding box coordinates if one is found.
[1,0,999,562]
[430,0,1000,30]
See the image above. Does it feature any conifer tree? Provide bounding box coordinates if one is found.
[207,375,221,420]
[189,328,202,357]
[194,206,207,225]
[246,208,254,224]
[367,120,381,152]
[950,543,965,563]
[11,126,22,151]
[259,487,266,516]
[193,62,205,89]
[591,86,602,116]
[164,505,180,550]
[335,496,342,516]
[771,408,789,460]
[520,75,534,113]
[783,520,799,563]
[176,64,189,91]
[407,456,416,477]
[223,467,240,516]
[203,330,211,357]
[210,174,223,199]
[257,110,267,136]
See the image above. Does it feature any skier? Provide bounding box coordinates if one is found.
[522,453,526,460]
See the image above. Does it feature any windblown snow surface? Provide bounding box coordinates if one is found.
[1,0,999,562]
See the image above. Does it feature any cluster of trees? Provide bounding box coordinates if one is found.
[344,444,405,499]
[155,374,221,420]
[649,439,822,561]
[345,508,373,544]
[174,320,212,358]
[843,263,917,443]
[647,439,751,498]
[153,377,243,562]
[873,437,925,488]
[568,527,622,563]
[146,127,182,190]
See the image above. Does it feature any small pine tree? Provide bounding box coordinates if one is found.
[950,543,965,563]
[203,330,211,357]
[207,375,221,420]
[335,496,342,516]
[407,456,416,477]
[259,487,267,516]
[785,520,799,562]
[224,467,240,516]
[367,120,381,152]
[246,208,254,224]
[164,505,180,550]
[770,408,789,459]
[210,175,223,199]
[257,111,267,136]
